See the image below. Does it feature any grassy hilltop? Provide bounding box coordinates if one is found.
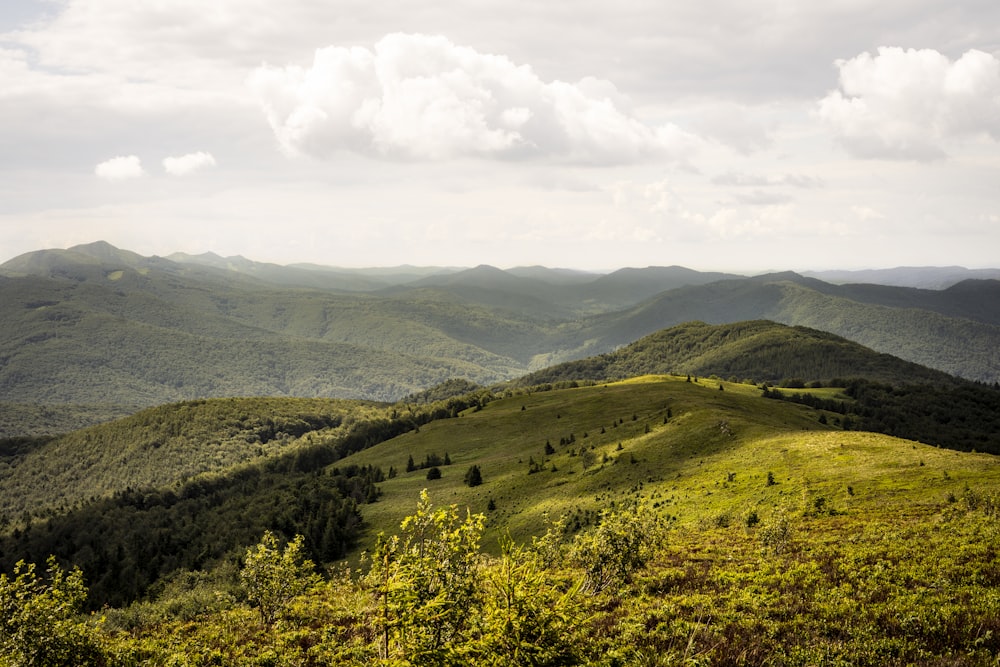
[345,375,999,547]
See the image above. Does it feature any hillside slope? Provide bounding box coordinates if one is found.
[517,320,959,387]
[0,249,542,412]
[558,276,1000,383]
[339,375,1000,550]
[0,398,378,520]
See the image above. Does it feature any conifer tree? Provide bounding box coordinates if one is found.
[465,465,483,487]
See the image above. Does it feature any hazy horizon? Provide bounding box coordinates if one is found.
[5,239,1000,277]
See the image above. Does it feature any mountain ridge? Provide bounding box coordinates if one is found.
[3,242,1000,437]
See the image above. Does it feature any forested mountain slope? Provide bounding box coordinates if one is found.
[805,265,1000,288]
[558,276,1000,383]
[515,320,960,388]
[3,242,1000,438]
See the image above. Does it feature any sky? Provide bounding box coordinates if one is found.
[1,1,999,272]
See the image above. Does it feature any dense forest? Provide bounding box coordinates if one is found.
[764,378,1000,454]
[0,391,493,607]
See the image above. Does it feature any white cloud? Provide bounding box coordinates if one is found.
[729,190,793,206]
[851,205,885,221]
[163,151,217,175]
[689,101,776,154]
[248,33,701,164]
[711,171,823,188]
[94,155,144,180]
[818,47,1000,160]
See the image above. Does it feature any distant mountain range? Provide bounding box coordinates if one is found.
[804,266,1000,289]
[2,241,999,435]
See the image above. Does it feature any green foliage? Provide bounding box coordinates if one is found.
[402,378,485,404]
[0,368,998,664]
[358,493,588,664]
[240,532,320,625]
[0,387,508,608]
[467,537,582,665]
[0,403,135,440]
[0,464,378,608]
[408,451,452,472]
[0,397,373,521]
[758,509,793,554]
[0,556,106,666]
[365,491,485,662]
[567,502,667,594]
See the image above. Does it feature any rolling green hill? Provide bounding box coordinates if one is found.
[339,375,1000,547]
[558,275,1000,383]
[0,247,543,421]
[514,320,960,388]
[0,392,488,605]
[0,397,378,520]
[4,319,992,533]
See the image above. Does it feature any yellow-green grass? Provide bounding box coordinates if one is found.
[342,375,999,555]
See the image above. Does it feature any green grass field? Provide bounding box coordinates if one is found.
[344,376,999,554]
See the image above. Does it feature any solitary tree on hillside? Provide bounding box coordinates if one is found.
[464,465,483,487]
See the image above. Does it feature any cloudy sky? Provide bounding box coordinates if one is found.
[1,0,999,272]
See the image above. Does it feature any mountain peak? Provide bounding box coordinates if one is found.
[66,240,146,266]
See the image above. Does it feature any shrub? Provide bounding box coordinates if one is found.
[0,556,106,665]
[759,511,792,555]
[241,532,319,625]
[568,503,667,594]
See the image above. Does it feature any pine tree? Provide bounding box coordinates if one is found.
[464,465,483,487]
